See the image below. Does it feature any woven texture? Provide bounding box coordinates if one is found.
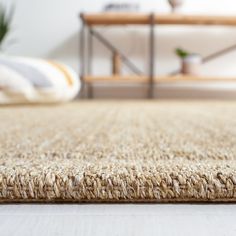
[1,101,236,203]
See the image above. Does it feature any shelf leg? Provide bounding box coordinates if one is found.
[79,13,86,98]
[149,13,155,99]
[87,28,93,75]
[87,82,93,99]
[87,27,93,99]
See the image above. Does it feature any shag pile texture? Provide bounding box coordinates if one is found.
[1,101,236,203]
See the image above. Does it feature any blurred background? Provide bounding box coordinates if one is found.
[2,0,236,75]
[2,0,236,99]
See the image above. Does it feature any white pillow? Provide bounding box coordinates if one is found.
[0,55,80,104]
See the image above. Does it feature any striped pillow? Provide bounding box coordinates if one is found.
[0,56,80,104]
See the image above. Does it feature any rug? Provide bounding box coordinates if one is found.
[1,101,236,203]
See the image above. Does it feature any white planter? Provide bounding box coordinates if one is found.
[168,0,184,12]
[181,54,202,76]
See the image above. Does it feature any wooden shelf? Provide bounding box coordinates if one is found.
[84,75,236,83]
[82,13,236,26]
[84,75,148,83]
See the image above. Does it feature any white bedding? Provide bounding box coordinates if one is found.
[0,56,80,104]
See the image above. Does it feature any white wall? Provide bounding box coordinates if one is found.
[3,0,236,77]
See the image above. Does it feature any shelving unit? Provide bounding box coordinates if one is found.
[80,13,236,98]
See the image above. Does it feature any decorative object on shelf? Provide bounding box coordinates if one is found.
[103,2,139,12]
[0,3,14,50]
[176,48,202,76]
[168,0,184,13]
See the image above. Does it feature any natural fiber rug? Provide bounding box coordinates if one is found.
[1,101,236,203]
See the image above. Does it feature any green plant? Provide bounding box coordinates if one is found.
[0,3,14,49]
[175,48,190,59]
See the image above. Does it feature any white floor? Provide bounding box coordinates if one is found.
[0,204,236,236]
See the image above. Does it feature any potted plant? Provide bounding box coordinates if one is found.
[175,48,202,76]
[0,3,14,51]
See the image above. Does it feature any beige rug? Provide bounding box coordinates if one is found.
[1,101,236,203]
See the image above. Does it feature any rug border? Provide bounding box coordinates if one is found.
[1,198,236,204]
